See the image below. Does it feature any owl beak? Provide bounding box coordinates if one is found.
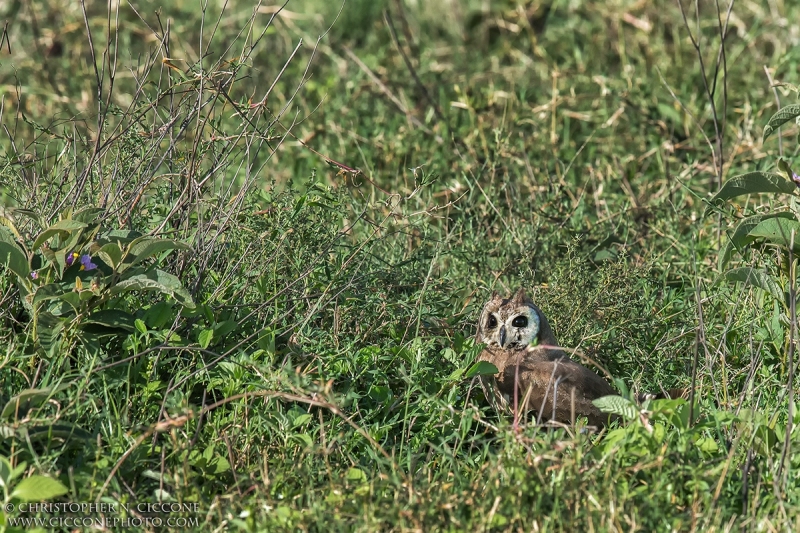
[499,325,507,348]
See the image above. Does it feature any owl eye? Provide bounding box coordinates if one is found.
[511,315,528,328]
[486,315,498,329]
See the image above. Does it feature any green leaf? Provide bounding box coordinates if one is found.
[0,211,23,243]
[747,217,800,250]
[346,467,366,482]
[0,455,11,486]
[694,436,719,453]
[7,208,41,227]
[32,220,87,251]
[41,245,57,270]
[211,455,230,474]
[724,267,784,302]
[257,329,276,354]
[592,395,637,420]
[292,414,313,428]
[213,320,238,340]
[368,385,392,403]
[763,104,800,141]
[491,513,508,527]
[33,284,65,306]
[1,386,67,420]
[708,172,795,211]
[72,206,105,224]
[80,310,136,332]
[143,302,175,329]
[120,238,191,272]
[0,241,30,280]
[198,329,213,349]
[96,242,123,270]
[719,212,797,269]
[60,228,84,256]
[612,378,630,399]
[101,228,142,240]
[11,475,69,502]
[36,311,65,356]
[51,292,80,315]
[23,423,93,442]
[110,269,195,308]
[464,360,499,378]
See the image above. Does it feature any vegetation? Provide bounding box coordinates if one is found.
[1,0,800,530]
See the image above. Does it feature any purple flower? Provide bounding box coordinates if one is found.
[793,172,800,188]
[30,271,38,280]
[80,255,97,271]
[66,252,79,267]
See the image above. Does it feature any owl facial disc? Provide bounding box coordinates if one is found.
[478,289,542,349]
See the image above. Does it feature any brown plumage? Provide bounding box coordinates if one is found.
[475,288,618,428]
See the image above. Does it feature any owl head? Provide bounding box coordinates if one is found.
[476,288,558,349]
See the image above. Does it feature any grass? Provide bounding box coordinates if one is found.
[1,0,800,530]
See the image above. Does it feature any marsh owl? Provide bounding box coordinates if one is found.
[475,288,617,428]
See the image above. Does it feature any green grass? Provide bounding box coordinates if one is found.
[2,0,800,530]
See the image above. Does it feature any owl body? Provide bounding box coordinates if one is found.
[476,288,616,428]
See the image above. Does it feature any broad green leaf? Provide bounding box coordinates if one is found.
[0,455,11,486]
[36,312,65,356]
[292,414,313,428]
[211,455,230,474]
[367,385,392,403]
[96,242,123,270]
[120,238,191,271]
[213,320,238,339]
[694,436,719,453]
[97,229,142,245]
[708,172,795,211]
[1,385,68,420]
[0,225,19,245]
[32,220,87,251]
[719,212,797,269]
[724,267,784,302]
[33,285,79,315]
[464,360,499,378]
[748,217,800,250]
[47,292,80,316]
[60,229,85,256]
[7,208,41,226]
[592,395,637,420]
[54,250,69,279]
[11,475,69,502]
[491,514,508,527]
[763,104,800,141]
[23,423,93,442]
[257,328,275,353]
[198,328,213,349]
[80,309,136,332]
[72,206,105,224]
[778,158,794,179]
[448,367,465,381]
[143,302,175,329]
[0,241,30,280]
[59,292,80,309]
[346,467,366,482]
[0,210,23,242]
[612,378,630,400]
[33,284,65,306]
[110,269,195,308]
[41,246,57,270]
